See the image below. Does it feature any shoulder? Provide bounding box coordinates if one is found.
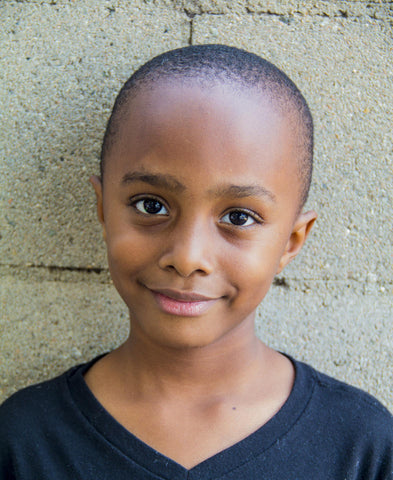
[308,362,392,419]
[288,359,393,478]
[1,370,67,413]
[0,362,93,479]
[0,372,68,478]
[0,363,83,442]
[295,358,393,447]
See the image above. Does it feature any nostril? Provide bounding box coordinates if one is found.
[158,250,213,278]
[162,263,209,278]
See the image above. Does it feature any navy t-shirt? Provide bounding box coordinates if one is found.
[0,356,392,479]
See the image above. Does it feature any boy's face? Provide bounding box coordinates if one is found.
[92,81,316,349]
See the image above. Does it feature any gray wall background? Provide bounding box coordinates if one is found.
[1,0,392,409]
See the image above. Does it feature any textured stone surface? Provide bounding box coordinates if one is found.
[0,274,129,402]
[257,279,393,411]
[1,275,391,410]
[246,0,393,18]
[153,0,392,17]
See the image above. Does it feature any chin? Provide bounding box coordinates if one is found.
[155,332,220,351]
[136,321,229,351]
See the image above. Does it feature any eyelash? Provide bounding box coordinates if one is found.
[130,196,169,216]
[220,209,263,227]
[129,196,263,227]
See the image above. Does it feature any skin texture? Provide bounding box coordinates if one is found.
[87,81,316,469]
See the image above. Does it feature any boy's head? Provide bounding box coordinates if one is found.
[100,44,313,210]
[91,45,316,349]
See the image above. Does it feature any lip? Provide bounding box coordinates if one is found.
[149,288,220,317]
[151,288,216,302]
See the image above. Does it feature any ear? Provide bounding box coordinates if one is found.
[276,210,317,274]
[89,175,106,241]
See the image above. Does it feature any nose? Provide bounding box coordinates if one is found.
[158,217,214,277]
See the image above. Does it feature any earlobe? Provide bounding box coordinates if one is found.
[276,210,317,274]
[89,175,106,240]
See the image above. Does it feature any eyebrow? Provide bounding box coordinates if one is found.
[209,184,276,202]
[121,171,185,193]
[121,171,275,202]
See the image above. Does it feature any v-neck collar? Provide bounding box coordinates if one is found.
[67,354,315,480]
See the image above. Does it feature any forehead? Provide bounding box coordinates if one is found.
[106,81,300,201]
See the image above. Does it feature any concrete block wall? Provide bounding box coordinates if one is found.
[1,0,392,409]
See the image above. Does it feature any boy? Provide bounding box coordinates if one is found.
[0,45,392,479]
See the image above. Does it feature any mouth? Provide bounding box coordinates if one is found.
[148,288,220,317]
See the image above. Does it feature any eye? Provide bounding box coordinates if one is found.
[221,210,260,227]
[133,198,168,216]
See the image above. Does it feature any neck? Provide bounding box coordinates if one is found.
[115,317,268,400]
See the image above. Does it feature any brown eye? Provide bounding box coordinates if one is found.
[221,210,257,227]
[134,199,168,215]
[229,211,249,225]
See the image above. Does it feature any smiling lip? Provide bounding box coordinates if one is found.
[149,288,219,317]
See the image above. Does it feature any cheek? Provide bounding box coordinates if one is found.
[106,230,153,274]
[231,234,286,274]
[225,235,287,295]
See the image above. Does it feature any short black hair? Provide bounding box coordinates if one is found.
[100,44,313,207]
